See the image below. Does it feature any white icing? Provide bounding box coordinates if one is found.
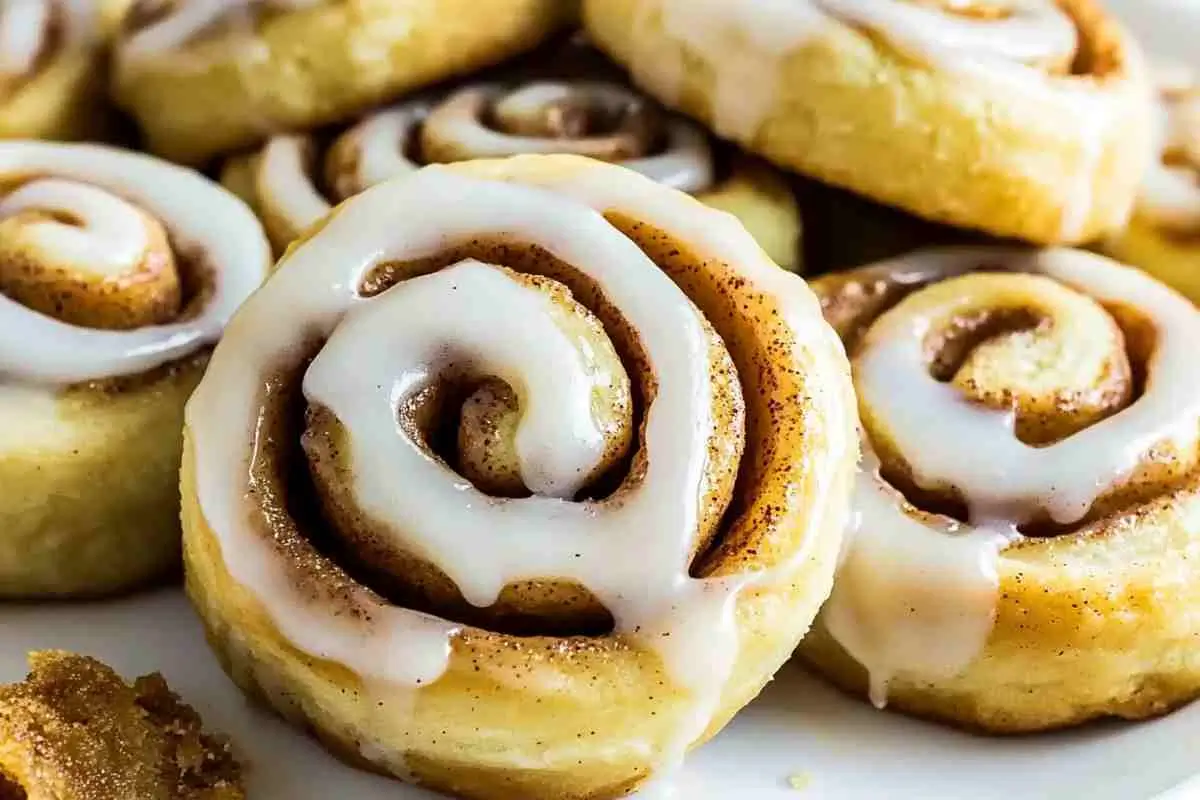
[817,0,1077,68]
[422,83,715,193]
[252,82,717,240]
[0,0,97,78]
[349,104,427,189]
[825,455,1017,707]
[187,163,850,786]
[0,0,49,77]
[0,179,150,277]
[1138,70,1200,232]
[824,247,1200,702]
[0,142,269,384]
[120,0,320,60]
[258,134,331,234]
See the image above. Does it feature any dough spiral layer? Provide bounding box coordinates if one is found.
[1104,66,1200,302]
[802,246,1200,732]
[0,142,269,598]
[0,0,111,139]
[221,79,802,269]
[112,0,575,165]
[585,0,1151,245]
[182,154,855,799]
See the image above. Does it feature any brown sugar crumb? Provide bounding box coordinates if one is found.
[0,651,244,800]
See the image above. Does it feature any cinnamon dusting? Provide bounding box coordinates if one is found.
[0,651,243,800]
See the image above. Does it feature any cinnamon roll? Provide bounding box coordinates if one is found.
[0,0,115,140]
[801,247,1200,733]
[585,0,1151,245]
[0,651,244,799]
[1104,66,1200,303]
[0,142,269,598]
[221,80,802,270]
[111,0,575,166]
[182,154,855,798]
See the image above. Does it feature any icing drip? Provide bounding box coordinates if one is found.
[822,247,1200,703]
[1138,68,1200,234]
[0,142,268,383]
[251,81,716,242]
[826,457,1017,707]
[121,0,321,59]
[187,164,847,790]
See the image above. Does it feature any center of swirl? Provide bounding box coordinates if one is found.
[0,178,182,330]
[851,250,1200,531]
[277,217,746,637]
[414,83,714,193]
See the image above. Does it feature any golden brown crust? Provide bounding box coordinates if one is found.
[0,651,243,800]
[0,353,207,599]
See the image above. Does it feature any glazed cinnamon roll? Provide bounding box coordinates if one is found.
[0,0,115,140]
[182,154,855,799]
[1104,66,1200,303]
[0,651,244,799]
[585,0,1151,245]
[0,142,269,598]
[111,0,575,165]
[221,80,802,270]
[801,247,1200,733]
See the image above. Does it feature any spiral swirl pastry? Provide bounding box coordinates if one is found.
[800,246,1200,733]
[182,154,854,799]
[1105,66,1200,303]
[221,79,802,270]
[0,0,113,140]
[0,142,269,598]
[585,0,1150,245]
[112,0,574,165]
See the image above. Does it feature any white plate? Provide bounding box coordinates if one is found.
[4,2,1199,798]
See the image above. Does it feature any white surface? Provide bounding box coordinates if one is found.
[3,1,1200,799]
[2,590,1199,800]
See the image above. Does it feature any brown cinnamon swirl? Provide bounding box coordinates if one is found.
[801,246,1200,732]
[222,79,802,270]
[182,154,855,799]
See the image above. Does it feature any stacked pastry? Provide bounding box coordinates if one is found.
[110,1,803,269]
[2,1,1200,799]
